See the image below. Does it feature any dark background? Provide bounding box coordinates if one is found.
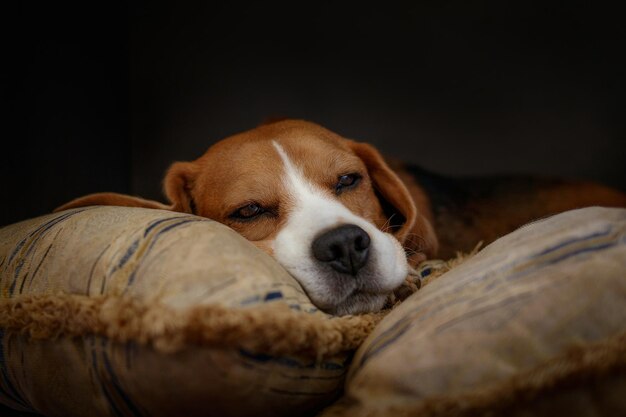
[2,1,625,228]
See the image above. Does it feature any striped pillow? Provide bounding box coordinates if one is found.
[0,207,381,417]
[323,207,626,417]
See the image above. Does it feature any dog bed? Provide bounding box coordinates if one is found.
[321,207,626,417]
[0,207,406,417]
[1,206,625,417]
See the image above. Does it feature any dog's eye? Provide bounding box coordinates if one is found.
[231,203,265,220]
[335,173,361,194]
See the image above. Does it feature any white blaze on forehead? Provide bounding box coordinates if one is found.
[272,141,322,203]
[272,141,355,229]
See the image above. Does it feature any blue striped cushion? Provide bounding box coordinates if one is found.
[335,207,626,417]
[0,207,350,417]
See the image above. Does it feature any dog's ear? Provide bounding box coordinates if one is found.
[54,192,170,212]
[163,161,199,213]
[347,141,438,260]
[258,115,290,126]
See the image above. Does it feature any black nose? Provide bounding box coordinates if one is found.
[312,225,371,276]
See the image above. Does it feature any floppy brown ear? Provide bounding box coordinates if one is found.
[54,192,170,212]
[163,161,199,213]
[258,115,289,126]
[347,141,439,261]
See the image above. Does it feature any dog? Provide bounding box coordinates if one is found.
[56,120,626,315]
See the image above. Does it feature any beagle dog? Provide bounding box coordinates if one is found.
[56,120,626,315]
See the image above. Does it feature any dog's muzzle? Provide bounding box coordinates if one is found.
[312,224,371,275]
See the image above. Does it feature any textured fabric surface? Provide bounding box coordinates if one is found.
[323,207,626,417]
[0,207,317,309]
[0,207,374,417]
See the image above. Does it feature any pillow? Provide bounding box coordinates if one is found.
[322,207,626,417]
[0,207,383,417]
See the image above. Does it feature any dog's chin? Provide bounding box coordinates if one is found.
[282,258,408,315]
[302,272,394,316]
[323,291,388,316]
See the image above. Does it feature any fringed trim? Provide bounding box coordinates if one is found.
[322,331,626,417]
[0,254,470,360]
[0,294,384,360]
[390,248,478,306]
[420,241,483,287]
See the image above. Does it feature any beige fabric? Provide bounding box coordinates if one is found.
[0,207,317,309]
[0,207,386,417]
[4,205,623,417]
[323,207,626,417]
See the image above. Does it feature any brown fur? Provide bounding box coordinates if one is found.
[392,165,626,259]
[55,119,626,262]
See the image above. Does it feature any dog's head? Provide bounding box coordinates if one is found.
[57,120,437,314]
[164,120,436,314]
